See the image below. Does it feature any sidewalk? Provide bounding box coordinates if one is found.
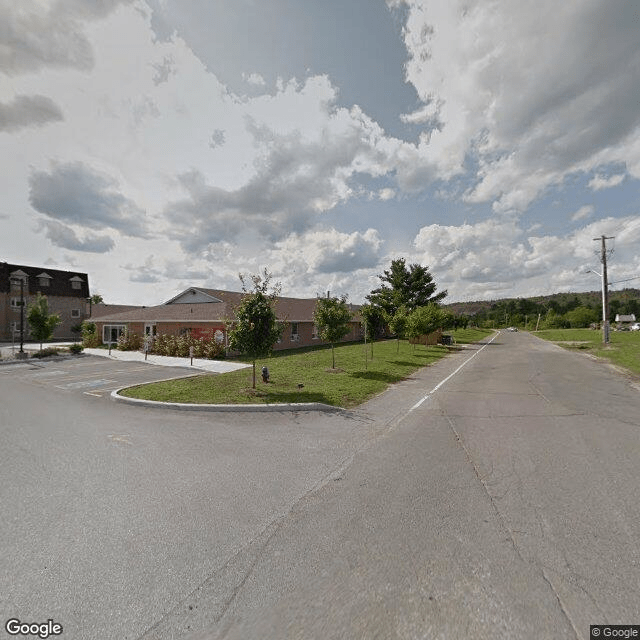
[83,347,250,374]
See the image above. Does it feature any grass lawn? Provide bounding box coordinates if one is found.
[120,327,493,408]
[533,328,640,376]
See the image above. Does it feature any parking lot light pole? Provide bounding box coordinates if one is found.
[10,277,25,354]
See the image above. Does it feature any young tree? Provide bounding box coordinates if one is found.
[228,270,283,389]
[367,258,447,316]
[27,292,61,351]
[406,304,444,348]
[359,303,386,358]
[388,306,409,353]
[90,294,104,305]
[314,295,352,369]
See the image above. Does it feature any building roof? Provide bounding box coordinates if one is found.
[93,287,361,324]
[0,262,90,298]
[90,304,146,319]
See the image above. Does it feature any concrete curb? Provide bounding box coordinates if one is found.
[110,388,345,413]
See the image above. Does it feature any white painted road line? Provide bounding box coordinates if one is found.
[409,332,500,413]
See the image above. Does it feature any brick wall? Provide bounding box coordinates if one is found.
[0,292,90,341]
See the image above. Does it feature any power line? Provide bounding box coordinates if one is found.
[608,275,640,286]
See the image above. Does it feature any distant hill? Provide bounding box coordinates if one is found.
[445,288,640,316]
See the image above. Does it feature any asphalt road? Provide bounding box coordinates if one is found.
[2,332,640,640]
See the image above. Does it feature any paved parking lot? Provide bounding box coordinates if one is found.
[0,355,204,398]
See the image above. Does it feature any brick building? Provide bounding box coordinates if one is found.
[0,262,90,341]
[92,287,362,351]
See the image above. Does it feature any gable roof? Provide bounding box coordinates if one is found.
[94,287,361,324]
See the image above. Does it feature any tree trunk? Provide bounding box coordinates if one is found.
[252,360,256,388]
[331,344,335,369]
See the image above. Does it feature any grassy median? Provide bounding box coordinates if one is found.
[119,328,492,408]
[533,328,640,376]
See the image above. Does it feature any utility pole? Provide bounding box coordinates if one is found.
[594,235,614,344]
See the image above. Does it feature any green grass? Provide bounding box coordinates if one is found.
[120,328,493,408]
[533,328,640,376]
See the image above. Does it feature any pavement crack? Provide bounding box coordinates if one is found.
[541,568,583,640]
[444,416,524,563]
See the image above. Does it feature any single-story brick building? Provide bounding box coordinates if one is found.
[91,287,362,351]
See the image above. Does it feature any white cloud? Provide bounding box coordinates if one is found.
[570,205,594,222]
[411,214,640,301]
[588,173,625,191]
[0,0,135,75]
[392,0,640,211]
[378,187,396,201]
[243,72,266,87]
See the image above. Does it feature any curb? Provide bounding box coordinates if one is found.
[110,388,345,413]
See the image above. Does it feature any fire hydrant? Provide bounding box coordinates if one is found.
[261,366,270,383]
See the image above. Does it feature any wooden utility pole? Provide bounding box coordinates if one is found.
[594,235,614,344]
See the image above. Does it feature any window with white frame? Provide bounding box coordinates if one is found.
[290,322,299,341]
[71,280,81,290]
[71,309,81,318]
[10,297,24,310]
[38,277,51,287]
[103,324,126,344]
[312,324,318,339]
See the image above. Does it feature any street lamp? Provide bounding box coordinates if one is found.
[586,269,609,344]
[9,276,26,355]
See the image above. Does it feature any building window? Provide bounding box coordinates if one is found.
[312,324,318,339]
[179,327,192,336]
[290,322,299,341]
[144,324,157,336]
[103,324,126,344]
[10,297,24,310]
[10,279,27,292]
[214,329,224,344]
[71,309,81,318]
[71,280,81,290]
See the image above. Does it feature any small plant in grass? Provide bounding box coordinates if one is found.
[69,343,83,354]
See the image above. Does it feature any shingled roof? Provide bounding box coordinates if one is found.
[92,287,361,324]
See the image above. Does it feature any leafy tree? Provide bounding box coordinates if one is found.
[388,306,409,353]
[359,303,387,358]
[367,258,447,316]
[565,306,599,328]
[27,292,61,351]
[314,295,352,369]
[406,304,444,347]
[90,294,104,305]
[228,270,282,388]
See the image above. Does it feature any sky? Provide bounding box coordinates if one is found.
[1,0,640,305]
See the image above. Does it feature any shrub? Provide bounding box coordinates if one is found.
[81,321,101,348]
[150,332,225,359]
[117,329,143,351]
[31,347,59,359]
[69,343,84,354]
